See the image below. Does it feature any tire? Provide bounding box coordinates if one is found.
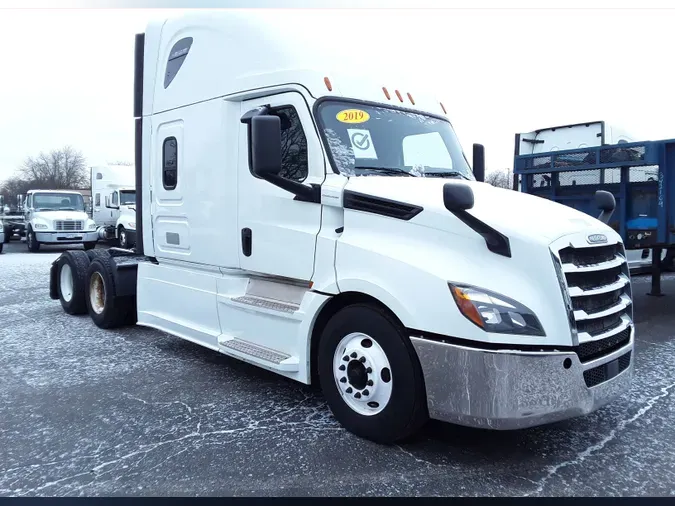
[85,256,135,329]
[118,227,128,249]
[0,242,3,254]
[317,304,429,444]
[26,228,40,252]
[56,250,91,315]
[83,242,97,251]
[85,249,110,262]
[3,229,9,243]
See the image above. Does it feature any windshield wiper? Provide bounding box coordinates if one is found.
[422,171,470,180]
[59,207,76,211]
[353,166,418,177]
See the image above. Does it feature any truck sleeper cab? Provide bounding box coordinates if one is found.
[49,12,634,443]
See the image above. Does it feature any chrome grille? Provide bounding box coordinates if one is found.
[553,239,634,377]
[55,220,83,231]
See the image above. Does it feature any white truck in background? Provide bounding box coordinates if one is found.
[49,11,635,444]
[0,194,27,245]
[91,164,137,248]
[515,120,663,273]
[24,189,98,252]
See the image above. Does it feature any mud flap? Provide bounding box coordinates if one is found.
[49,258,59,300]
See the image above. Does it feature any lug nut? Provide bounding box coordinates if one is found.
[342,356,349,362]
[359,357,366,363]
[346,387,353,394]
[354,392,362,399]
[339,365,346,371]
[350,352,357,358]
[340,377,347,383]
[366,367,372,374]
[367,380,373,386]
[362,389,369,396]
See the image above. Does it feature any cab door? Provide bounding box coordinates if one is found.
[237,91,326,282]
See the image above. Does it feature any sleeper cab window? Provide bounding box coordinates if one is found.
[95,193,100,206]
[276,106,309,182]
[163,137,178,190]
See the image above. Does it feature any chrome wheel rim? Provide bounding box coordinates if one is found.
[59,263,74,302]
[89,272,106,315]
[332,332,393,416]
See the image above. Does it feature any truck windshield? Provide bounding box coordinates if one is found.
[120,191,136,206]
[33,193,85,212]
[316,100,474,180]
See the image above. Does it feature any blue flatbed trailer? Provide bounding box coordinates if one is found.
[514,137,675,296]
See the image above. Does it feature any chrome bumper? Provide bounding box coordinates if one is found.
[410,330,634,430]
[35,231,98,243]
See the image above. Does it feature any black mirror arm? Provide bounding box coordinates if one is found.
[451,209,512,257]
[264,174,321,203]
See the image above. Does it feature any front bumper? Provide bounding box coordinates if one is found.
[411,329,634,430]
[35,231,98,244]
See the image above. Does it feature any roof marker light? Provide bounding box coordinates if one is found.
[382,87,391,100]
[324,77,333,92]
[395,90,403,103]
[407,92,415,105]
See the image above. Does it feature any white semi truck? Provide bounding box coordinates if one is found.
[91,164,137,248]
[49,11,635,443]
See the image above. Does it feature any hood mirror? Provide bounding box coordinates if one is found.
[595,190,616,224]
[443,182,475,211]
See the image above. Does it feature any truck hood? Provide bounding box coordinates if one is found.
[33,211,90,222]
[344,176,613,245]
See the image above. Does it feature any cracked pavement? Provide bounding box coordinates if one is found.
[1,242,674,496]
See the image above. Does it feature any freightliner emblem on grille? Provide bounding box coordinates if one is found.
[587,234,608,244]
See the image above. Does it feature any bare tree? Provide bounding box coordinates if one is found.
[485,168,514,190]
[19,146,88,190]
[0,177,33,206]
[107,160,133,166]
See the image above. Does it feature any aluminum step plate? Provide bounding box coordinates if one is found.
[231,295,299,314]
[220,339,292,365]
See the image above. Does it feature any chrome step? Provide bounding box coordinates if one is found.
[230,295,299,314]
[218,338,299,372]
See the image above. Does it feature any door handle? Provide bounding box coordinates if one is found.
[241,228,252,257]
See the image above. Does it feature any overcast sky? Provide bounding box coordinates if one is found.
[1,7,674,183]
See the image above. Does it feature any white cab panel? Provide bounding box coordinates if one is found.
[150,99,240,269]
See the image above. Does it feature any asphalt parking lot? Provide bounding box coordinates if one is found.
[1,240,674,497]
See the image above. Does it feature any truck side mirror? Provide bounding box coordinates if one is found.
[250,115,282,178]
[472,143,485,183]
[443,182,475,211]
[595,190,616,224]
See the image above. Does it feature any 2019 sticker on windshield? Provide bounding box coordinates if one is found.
[336,109,370,124]
[347,128,378,159]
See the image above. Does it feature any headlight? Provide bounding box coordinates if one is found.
[448,283,546,336]
[128,222,136,229]
[33,223,48,230]
[88,222,97,230]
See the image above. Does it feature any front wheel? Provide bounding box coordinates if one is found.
[317,304,429,444]
[26,229,40,252]
[118,227,128,249]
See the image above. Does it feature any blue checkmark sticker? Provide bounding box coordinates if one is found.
[347,128,378,159]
